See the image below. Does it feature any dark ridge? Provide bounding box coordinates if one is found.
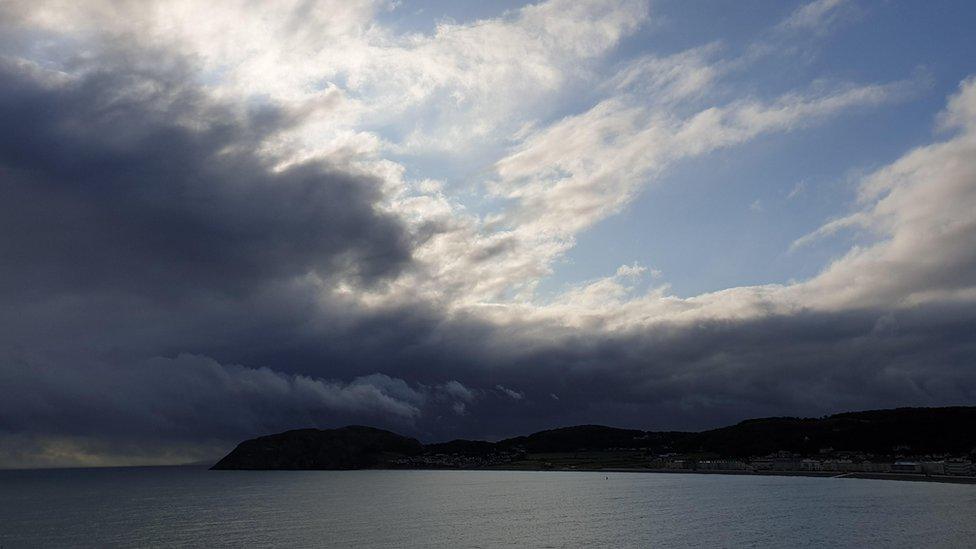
[677,406,976,457]
[424,439,497,455]
[211,425,422,470]
[498,425,676,453]
[212,406,976,470]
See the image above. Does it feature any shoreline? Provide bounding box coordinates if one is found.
[200,464,976,484]
[475,466,976,484]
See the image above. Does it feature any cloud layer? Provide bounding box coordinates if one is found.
[0,0,974,467]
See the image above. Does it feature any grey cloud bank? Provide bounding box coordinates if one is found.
[0,1,974,467]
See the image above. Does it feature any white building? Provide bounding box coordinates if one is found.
[891,461,922,473]
[944,461,973,476]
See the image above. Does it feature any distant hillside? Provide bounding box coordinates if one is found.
[212,426,423,470]
[497,425,672,453]
[212,406,976,470]
[424,439,498,455]
[678,406,976,457]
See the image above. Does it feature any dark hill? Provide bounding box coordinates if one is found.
[424,439,498,455]
[677,406,976,457]
[498,425,683,453]
[212,406,976,470]
[211,426,422,470]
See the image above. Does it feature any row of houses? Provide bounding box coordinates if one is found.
[651,457,975,476]
[389,450,525,469]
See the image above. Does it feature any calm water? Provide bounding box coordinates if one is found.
[1,467,974,548]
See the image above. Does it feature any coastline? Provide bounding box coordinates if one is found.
[468,466,976,485]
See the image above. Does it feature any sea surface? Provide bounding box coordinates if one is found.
[1,467,974,548]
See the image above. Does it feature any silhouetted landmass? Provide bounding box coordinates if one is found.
[497,425,680,453]
[212,426,422,470]
[212,406,976,471]
[424,439,498,455]
[673,407,976,457]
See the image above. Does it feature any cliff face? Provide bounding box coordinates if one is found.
[211,426,423,470]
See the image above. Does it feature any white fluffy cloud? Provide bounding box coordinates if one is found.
[778,0,851,33]
[2,0,922,310]
[790,77,976,310]
[489,76,976,330]
[493,79,910,238]
[9,0,958,329]
[11,0,647,160]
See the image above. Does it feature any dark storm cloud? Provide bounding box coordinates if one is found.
[0,49,415,369]
[0,49,434,459]
[476,305,976,432]
[0,58,410,300]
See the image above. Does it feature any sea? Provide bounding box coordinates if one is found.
[1,467,974,548]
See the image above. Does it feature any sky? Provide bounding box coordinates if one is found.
[0,0,975,468]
